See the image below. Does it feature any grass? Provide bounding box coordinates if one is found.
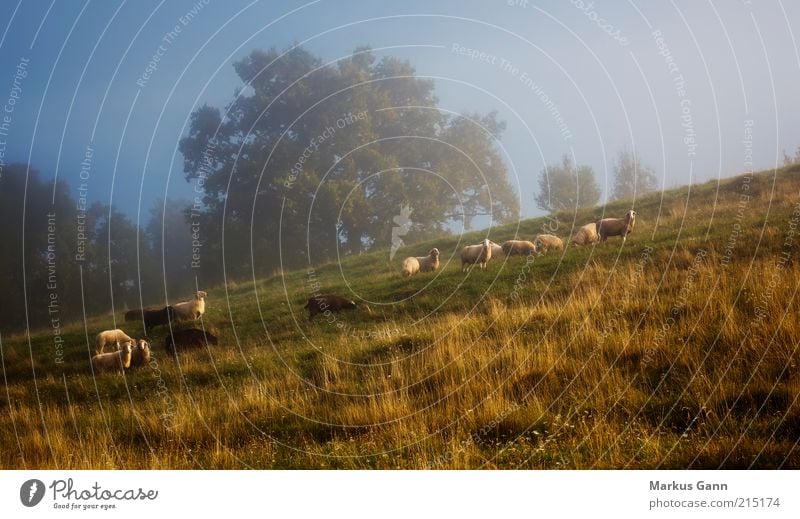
[2,165,800,468]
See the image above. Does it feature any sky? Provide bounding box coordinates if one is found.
[0,0,798,225]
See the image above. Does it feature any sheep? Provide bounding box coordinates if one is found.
[164,329,219,356]
[172,291,207,322]
[91,342,132,374]
[488,240,504,261]
[304,294,357,320]
[501,240,537,257]
[401,248,440,277]
[126,306,175,330]
[128,339,151,368]
[460,239,492,272]
[95,329,134,355]
[596,210,637,243]
[570,222,600,246]
[533,234,565,255]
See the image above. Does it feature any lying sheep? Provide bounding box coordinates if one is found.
[172,291,207,322]
[128,339,151,368]
[91,342,132,374]
[95,329,134,355]
[533,234,564,255]
[126,306,175,330]
[571,222,600,246]
[596,210,637,243]
[304,294,357,320]
[501,239,537,256]
[460,239,492,272]
[401,248,440,277]
[164,329,218,356]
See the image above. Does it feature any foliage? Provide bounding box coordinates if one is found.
[535,154,600,213]
[610,149,658,201]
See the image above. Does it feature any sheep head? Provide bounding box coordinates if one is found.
[429,248,440,259]
[196,291,208,300]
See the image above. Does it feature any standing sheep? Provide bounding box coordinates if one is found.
[91,342,132,374]
[401,248,440,277]
[95,329,134,355]
[126,306,175,330]
[501,240,537,256]
[570,222,600,246]
[128,339,151,368]
[533,234,564,255]
[172,291,207,322]
[596,210,637,243]
[488,241,504,259]
[460,239,492,272]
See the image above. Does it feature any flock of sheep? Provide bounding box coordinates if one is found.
[401,210,638,277]
[304,210,637,321]
[91,210,638,369]
[90,291,217,374]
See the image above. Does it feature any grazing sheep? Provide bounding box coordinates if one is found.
[304,294,357,320]
[91,342,132,374]
[533,234,564,255]
[596,210,637,243]
[144,306,175,330]
[164,329,219,356]
[401,248,440,277]
[460,239,492,272]
[570,222,600,246]
[128,339,151,368]
[501,240,537,257]
[95,329,134,355]
[172,291,207,322]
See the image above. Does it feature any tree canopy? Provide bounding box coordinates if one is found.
[535,155,600,213]
[180,46,519,280]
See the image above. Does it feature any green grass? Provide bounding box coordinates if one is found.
[2,165,800,468]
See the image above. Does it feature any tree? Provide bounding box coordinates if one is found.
[180,46,519,281]
[535,155,600,213]
[611,150,658,201]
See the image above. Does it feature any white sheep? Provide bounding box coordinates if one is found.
[533,234,564,255]
[460,239,492,272]
[128,339,151,368]
[95,329,134,355]
[173,290,207,321]
[501,240,537,256]
[91,342,132,374]
[401,248,440,277]
[488,241,504,261]
[570,222,600,246]
[596,210,637,243]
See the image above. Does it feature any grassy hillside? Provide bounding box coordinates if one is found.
[3,165,800,469]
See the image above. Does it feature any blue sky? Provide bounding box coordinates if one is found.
[1,0,798,224]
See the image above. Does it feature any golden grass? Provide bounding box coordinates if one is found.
[2,167,800,469]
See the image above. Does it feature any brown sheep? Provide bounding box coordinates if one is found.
[164,329,219,356]
[304,294,357,320]
[501,240,537,256]
[129,339,151,368]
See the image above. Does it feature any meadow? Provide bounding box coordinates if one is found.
[2,165,800,469]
